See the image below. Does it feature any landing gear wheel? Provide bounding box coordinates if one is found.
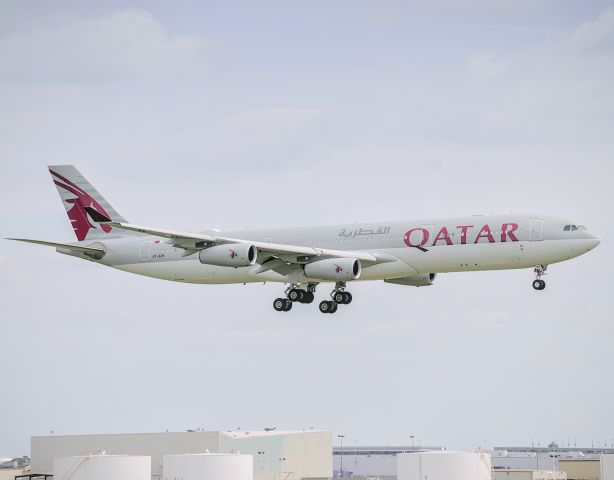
[330,302,338,313]
[288,289,302,302]
[303,291,314,304]
[283,299,293,311]
[343,292,352,304]
[333,291,346,304]
[319,300,334,313]
[273,298,286,311]
[532,279,546,290]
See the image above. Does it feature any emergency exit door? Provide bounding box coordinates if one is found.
[529,219,543,241]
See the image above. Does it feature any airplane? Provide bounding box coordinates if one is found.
[8,165,601,314]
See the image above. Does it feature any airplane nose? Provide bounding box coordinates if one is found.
[587,234,601,250]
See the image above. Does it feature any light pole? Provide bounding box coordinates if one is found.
[278,457,286,480]
[338,434,346,477]
[550,452,560,478]
[410,435,415,450]
[257,451,265,480]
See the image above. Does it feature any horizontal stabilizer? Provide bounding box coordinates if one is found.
[7,238,105,256]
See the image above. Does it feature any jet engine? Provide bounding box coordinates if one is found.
[304,258,361,281]
[384,273,436,287]
[199,243,257,267]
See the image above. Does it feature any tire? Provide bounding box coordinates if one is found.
[330,302,338,313]
[283,299,293,311]
[304,291,314,304]
[273,298,286,311]
[532,280,542,290]
[319,300,331,313]
[333,291,345,303]
[288,289,301,302]
[539,280,546,290]
[343,292,352,304]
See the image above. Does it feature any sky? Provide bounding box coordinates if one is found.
[1,0,613,457]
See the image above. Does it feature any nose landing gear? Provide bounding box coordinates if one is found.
[532,265,547,290]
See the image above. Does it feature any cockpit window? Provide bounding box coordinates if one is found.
[564,224,587,231]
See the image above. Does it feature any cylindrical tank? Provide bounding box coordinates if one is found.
[53,455,151,480]
[163,453,253,480]
[397,451,492,480]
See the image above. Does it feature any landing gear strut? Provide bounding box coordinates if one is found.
[318,282,352,314]
[532,265,547,290]
[273,283,317,312]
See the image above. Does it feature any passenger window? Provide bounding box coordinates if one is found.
[564,225,570,231]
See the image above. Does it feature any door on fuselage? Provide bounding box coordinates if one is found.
[529,219,544,241]
[140,241,151,261]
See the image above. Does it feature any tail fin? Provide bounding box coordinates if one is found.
[49,165,128,241]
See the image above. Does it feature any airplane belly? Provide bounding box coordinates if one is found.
[516,239,597,266]
[387,243,525,273]
[113,259,284,284]
[387,239,594,274]
[359,258,418,280]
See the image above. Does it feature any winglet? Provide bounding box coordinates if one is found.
[85,206,112,223]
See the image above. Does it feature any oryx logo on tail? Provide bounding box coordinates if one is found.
[50,169,112,241]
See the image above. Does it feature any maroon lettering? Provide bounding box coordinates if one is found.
[404,227,430,247]
[501,223,519,242]
[456,225,473,245]
[433,226,453,246]
[474,224,495,243]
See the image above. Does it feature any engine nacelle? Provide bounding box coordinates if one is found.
[304,258,361,281]
[384,273,436,287]
[199,243,257,267]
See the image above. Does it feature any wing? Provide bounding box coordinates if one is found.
[84,207,384,272]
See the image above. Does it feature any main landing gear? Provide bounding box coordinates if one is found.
[532,265,547,290]
[273,283,316,312]
[318,282,352,315]
[273,282,353,314]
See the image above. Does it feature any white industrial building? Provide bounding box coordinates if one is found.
[163,453,252,480]
[492,447,614,470]
[53,455,151,480]
[31,429,331,479]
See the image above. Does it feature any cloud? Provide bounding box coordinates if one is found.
[0,255,7,264]
[0,9,206,81]
[222,106,322,148]
[572,7,614,53]
[458,7,614,142]
[224,106,321,132]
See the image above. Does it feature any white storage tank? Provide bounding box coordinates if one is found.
[397,451,492,480]
[163,453,253,480]
[53,454,151,480]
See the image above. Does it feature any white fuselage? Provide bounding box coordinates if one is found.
[79,214,600,285]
